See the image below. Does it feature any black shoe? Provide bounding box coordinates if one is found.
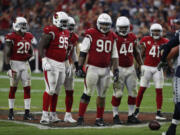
[95,118,105,126]
[134,108,139,117]
[113,115,122,124]
[127,115,141,124]
[24,113,34,120]
[8,109,14,120]
[77,117,84,126]
[163,124,176,135]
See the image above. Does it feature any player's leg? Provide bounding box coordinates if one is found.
[40,69,60,124]
[64,67,76,123]
[162,77,180,135]
[8,61,21,120]
[111,67,125,124]
[135,66,151,116]
[21,62,34,120]
[49,71,66,123]
[77,66,98,125]
[126,67,141,124]
[153,69,166,120]
[95,70,111,126]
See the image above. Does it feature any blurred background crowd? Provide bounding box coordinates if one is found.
[0,0,180,72]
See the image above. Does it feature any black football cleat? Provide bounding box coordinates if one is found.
[23,113,35,120]
[95,118,105,126]
[127,115,141,124]
[162,124,176,135]
[113,115,122,124]
[8,109,14,120]
[77,117,84,126]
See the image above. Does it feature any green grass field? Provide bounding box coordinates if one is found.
[0,72,180,135]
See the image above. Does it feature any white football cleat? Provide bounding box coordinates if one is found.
[40,114,49,125]
[49,112,61,123]
[156,115,166,120]
[162,132,166,135]
[64,112,77,123]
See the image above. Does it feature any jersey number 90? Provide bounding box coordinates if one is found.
[96,39,112,53]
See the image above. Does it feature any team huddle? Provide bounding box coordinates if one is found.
[4,11,179,134]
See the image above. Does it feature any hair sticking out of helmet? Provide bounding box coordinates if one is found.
[150,23,163,40]
[13,17,28,33]
[116,16,130,36]
[68,16,75,33]
[53,11,69,30]
[97,13,112,33]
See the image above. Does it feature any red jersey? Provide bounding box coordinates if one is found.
[44,25,70,62]
[5,32,34,61]
[85,28,117,68]
[116,33,137,67]
[140,36,169,67]
[68,32,78,62]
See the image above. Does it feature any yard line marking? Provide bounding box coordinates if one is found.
[0,75,173,86]
[0,119,169,129]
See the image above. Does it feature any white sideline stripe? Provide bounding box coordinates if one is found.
[0,75,173,86]
[0,119,169,130]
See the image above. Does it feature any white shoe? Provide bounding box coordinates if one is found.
[162,132,166,135]
[64,112,77,123]
[49,112,61,123]
[156,115,166,120]
[40,114,49,124]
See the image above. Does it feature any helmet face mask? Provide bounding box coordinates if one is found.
[116,16,130,36]
[68,16,75,32]
[97,13,112,33]
[53,12,69,30]
[13,17,28,33]
[150,23,163,40]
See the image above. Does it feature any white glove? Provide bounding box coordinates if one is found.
[42,57,51,71]
[65,60,72,78]
[7,69,17,78]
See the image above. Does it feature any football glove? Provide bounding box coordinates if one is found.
[7,69,17,78]
[75,66,86,78]
[157,61,168,71]
[42,57,51,71]
[65,60,72,78]
[113,69,119,82]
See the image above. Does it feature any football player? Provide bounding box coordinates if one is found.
[133,23,169,120]
[111,16,143,124]
[63,16,79,123]
[4,17,35,120]
[76,13,119,126]
[39,11,70,124]
[158,18,180,135]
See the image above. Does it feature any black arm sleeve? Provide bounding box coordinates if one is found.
[161,33,180,62]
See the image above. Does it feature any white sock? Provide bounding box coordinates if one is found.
[24,98,31,110]
[112,106,119,117]
[50,112,56,116]
[172,119,179,125]
[8,99,15,109]
[128,105,135,116]
[42,111,49,116]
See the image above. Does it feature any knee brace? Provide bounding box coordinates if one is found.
[81,93,91,104]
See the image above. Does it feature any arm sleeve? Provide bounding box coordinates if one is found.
[80,37,91,53]
[161,33,180,61]
[111,40,119,58]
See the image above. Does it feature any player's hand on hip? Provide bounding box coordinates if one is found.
[42,57,51,71]
[113,69,119,82]
[75,66,86,78]
[157,61,167,71]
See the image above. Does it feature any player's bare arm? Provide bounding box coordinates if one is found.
[133,42,143,66]
[39,33,52,58]
[4,41,13,65]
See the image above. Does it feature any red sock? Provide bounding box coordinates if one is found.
[24,86,31,99]
[43,91,51,111]
[9,87,17,99]
[136,87,146,107]
[156,88,163,110]
[128,96,136,105]
[50,94,58,112]
[65,90,73,112]
[97,106,105,119]
[78,102,88,117]
[111,96,121,106]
